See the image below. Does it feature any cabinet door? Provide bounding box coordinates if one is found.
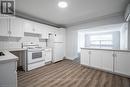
[45,51,52,62]
[101,51,113,72]
[10,18,24,37]
[41,27,49,39]
[34,23,42,34]
[115,52,130,76]
[0,18,9,36]
[42,30,49,39]
[23,20,34,33]
[90,50,102,69]
[80,49,90,66]
[0,62,17,87]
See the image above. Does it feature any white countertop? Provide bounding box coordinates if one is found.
[0,50,18,63]
[81,47,130,52]
[5,48,27,52]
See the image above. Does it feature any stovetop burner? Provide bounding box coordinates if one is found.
[0,52,5,56]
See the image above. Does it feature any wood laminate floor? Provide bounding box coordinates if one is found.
[18,59,130,87]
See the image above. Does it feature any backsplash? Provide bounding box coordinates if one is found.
[0,33,47,49]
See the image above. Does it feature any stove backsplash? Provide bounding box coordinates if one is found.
[0,36,47,49]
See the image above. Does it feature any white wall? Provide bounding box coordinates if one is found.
[128,22,130,50]
[120,23,128,50]
[66,14,124,60]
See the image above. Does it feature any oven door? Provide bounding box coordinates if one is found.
[28,51,44,64]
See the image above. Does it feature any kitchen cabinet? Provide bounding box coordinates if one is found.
[80,49,90,66]
[34,22,44,34]
[115,51,130,76]
[86,50,113,71]
[23,20,35,33]
[0,18,24,37]
[45,50,52,63]
[101,51,113,72]
[0,61,17,87]
[90,50,102,69]
[0,18,9,36]
[81,48,130,76]
[10,18,24,37]
[24,20,41,34]
[39,25,50,39]
[41,30,49,39]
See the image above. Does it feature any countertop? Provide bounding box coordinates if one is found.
[0,50,18,63]
[81,48,130,52]
[5,48,27,52]
[0,48,27,63]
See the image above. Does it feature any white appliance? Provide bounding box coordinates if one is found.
[125,4,130,22]
[53,43,65,62]
[48,29,65,62]
[22,42,45,71]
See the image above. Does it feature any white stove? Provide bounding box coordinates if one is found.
[22,42,45,71]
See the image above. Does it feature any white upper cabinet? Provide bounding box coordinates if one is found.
[0,18,9,36]
[37,24,50,39]
[0,17,24,37]
[23,20,35,33]
[115,52,130,76]
[80,49,90,66]
[34,22,42,34]
[41,29,49,39]
[10,18,24,37]
[23,20,42,34]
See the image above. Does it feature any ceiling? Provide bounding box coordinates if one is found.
[16,0,130,27]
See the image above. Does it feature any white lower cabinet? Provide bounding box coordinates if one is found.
[90,50,102,69]
[90,50,113,72]
[45,50,52,63]
[115,52,130,76]
[10,18,24,37]
[81,49,130,76]
[0,61,17,87]
[101,51,113,72]
[80,50,90,66]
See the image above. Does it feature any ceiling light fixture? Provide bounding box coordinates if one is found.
[58,1,68,8]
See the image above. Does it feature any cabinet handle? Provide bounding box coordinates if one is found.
[8,31,11,35]
[113,53,116,57]
[89,51,91,54]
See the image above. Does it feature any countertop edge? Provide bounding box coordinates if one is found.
[81,48,130,52]
[0,50,18,63]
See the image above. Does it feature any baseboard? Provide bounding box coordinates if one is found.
[65,56,76,60]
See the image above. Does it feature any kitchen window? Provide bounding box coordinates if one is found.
[89,34,113,49]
